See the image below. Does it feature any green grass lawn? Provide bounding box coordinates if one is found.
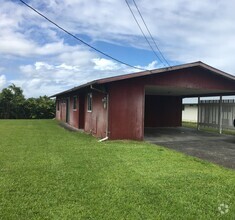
[0,120,235,219]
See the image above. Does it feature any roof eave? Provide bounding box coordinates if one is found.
[50,61,235,97]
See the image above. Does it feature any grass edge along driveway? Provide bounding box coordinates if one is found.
[0,120,234,220]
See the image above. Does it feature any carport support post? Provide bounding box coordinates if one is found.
[197,97,200,131]
[218,96,223,134]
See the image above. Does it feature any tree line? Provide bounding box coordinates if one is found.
[0,84,55,119]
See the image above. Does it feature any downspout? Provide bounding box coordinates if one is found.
[90,85,109,142]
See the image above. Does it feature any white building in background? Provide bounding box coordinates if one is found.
[182,99,235,130]
[182,104,198,122]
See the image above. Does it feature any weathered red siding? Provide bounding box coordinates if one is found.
[69,96,79,128]
[84,91,107,138]
[61,100,67,122]
[108,80,144,140]
[56,96,80,128]
[142,67,235,92]
[144,95,182,127]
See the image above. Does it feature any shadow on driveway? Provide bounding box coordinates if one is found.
[145,127,235,170]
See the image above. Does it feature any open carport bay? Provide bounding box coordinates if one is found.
[145,127,235,169]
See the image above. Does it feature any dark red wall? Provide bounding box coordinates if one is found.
[144,95,182,127]
[108,80,144,140]
[56,96,80,129]
[61,101,66,122]
[142,67,235,92]
[69,96,79,128]
[84,91,108,138]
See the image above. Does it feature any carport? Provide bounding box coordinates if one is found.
[143,62,235,169]
[143,62,235,135]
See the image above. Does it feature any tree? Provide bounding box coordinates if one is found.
[0,84,55,119]
[36,96,55,119]
[24,98,37,119]
[0,84,25,119]
[0,87,13,118]
[24,96,55,119]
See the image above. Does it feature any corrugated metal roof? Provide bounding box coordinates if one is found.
[50,61,235,97]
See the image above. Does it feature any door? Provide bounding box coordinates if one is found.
[66,98,70,123]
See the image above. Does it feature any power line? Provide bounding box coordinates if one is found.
[125,0,165,66]
[132,0,171,67]
[19,0,147,71]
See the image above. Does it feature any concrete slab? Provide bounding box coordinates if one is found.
[145,127,235,170]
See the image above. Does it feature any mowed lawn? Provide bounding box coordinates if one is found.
[0,120,235,219]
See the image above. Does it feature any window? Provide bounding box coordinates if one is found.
[73,96,77,110]
[57,100,60,111]
[87,93,92,112]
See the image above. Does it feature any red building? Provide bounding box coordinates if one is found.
[52,61,235,140]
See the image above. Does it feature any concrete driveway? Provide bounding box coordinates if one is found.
[145,127,235,169]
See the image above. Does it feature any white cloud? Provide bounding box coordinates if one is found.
[93,58,119,71]
[56,63,79,71]
[58,50,95,66]
[0,2,86,58]
[144,61,159,70]
[35,62,53,70]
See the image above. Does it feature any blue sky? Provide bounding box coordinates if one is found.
[1,0,235,97]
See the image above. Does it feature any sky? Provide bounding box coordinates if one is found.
[1,0,235,97]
